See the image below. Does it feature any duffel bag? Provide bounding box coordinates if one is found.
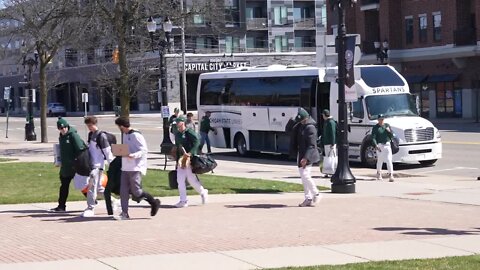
[168,170,178,189]
[191,154,217,174]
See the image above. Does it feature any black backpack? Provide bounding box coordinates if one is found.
[88,131,117,159]
[74,142,93,176]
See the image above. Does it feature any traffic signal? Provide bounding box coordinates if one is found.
[112,47,119,64]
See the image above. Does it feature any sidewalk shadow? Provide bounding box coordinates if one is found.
[49,216,150,223]
[230,188,284,194]
[374,227,480,236]
[225,204,289,209]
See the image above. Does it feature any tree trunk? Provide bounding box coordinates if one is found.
[115,1,130,118]
[39,62,48,143]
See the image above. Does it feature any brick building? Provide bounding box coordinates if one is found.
[327,0,480,120]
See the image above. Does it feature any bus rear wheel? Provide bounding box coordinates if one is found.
[234,134,248,157]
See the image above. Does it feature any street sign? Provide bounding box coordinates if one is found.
[81,93,89,103]
[161,106,170,118]
[4,87,10,100]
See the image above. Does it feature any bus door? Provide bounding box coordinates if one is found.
[316,82,331,136]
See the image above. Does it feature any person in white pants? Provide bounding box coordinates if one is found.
[174,116,208,208]
[289,108,321,207]
[371,114,394,182]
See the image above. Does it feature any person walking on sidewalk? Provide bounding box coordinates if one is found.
[174,115,209,208]
[321,109,337,177]
[199,111,216,154]
[50,118,86,212]
[372,114,395,182]
[82,116,115,217]
[114,117,160,220]
[290,108,321,207]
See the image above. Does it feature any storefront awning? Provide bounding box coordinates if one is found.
[425,74,460,83]
[404,75,427,84]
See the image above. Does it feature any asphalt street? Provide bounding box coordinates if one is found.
[0,114,479,178]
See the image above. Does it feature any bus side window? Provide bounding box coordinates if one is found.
[352,99,364,119]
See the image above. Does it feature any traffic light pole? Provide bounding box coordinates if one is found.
[331,0,356,193]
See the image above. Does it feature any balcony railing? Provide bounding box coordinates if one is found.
[294,18,315,29]
[361,0,379,5]
[246,47,269,53]
[454,28,477,46]
[292,47,316,52]
[246,18,268,30]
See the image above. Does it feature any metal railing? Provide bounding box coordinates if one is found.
[246,18,268,30]
[294,18,315,29]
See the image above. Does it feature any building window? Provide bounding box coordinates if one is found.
[293,7,313,22]
[196,37,206,49]
[225,0,240,27]
[193,14,205,25]
[65,48,78,67]
[294,36,314,48]
[419,14,427,43]
[275,36,288,52]
[225,36,240,53]
[274,6,288,25]
[405,17,413,44]
[433,13,442,41]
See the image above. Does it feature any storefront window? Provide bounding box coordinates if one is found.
[435,81,462,118]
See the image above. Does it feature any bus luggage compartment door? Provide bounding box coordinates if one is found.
[269,108,298,132]
[242,108,270,131]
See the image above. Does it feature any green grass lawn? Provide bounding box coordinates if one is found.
[269,255,480,270]
[0,162,325,204]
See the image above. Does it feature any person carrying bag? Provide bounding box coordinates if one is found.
[320,109,337,176]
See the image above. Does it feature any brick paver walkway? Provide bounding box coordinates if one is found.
[1,194,479,264]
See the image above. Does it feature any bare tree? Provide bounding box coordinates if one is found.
[0,0,94,143]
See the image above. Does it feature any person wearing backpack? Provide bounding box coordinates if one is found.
[83,116,115,217]
[174,115,209,208]
[372,114,395,182]
[321,109,337,177]
[289,108,321,207]
[114,117,160,220]
[199,111,216,154]
[50,118,86,212]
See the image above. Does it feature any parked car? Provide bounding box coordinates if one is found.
[47,103,66,117]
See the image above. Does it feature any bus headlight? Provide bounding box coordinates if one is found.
[436,130,441,139]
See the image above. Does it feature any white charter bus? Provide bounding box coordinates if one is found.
[196,64,442,167]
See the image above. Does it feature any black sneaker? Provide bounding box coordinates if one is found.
[151,199,161,216]
[49,206,66,212]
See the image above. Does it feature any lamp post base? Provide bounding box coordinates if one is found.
[160,142,174,155]
[331,183,356,193]
[25,123,37,141]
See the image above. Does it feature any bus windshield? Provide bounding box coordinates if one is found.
[366,94,418,119]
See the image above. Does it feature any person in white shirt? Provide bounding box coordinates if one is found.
[83,116,115,217]
[114,117,160,220]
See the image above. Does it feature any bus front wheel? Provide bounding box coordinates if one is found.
[419,159,437,166]
[234,134,248,157]
[361,142,377,168]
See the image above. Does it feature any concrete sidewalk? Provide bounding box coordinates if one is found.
[1,141,480,269]
[0,192,480,270]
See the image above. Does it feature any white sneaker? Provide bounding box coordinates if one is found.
[114,212,130,221]
[81,209,95,218]
[312,193,322,203]
[201,189,209,205]
[175,201,189,208]
[388,173,395,182]
[298,199,314,207]
[376,172,383,181]
[112,198,121,217]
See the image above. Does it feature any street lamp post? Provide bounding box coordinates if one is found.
[330,0,356,193]
[22,44,38,141]
[147,16,174,154]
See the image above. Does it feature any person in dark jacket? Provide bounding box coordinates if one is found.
[174,116,209,208]
[50,118,86,212]
[290,108,321,207]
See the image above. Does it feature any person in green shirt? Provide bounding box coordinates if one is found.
[371,114,394,182]
[174,116,209,208]
[199,111,216,153]
[50,118,86,212]
[321,109,337,176]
